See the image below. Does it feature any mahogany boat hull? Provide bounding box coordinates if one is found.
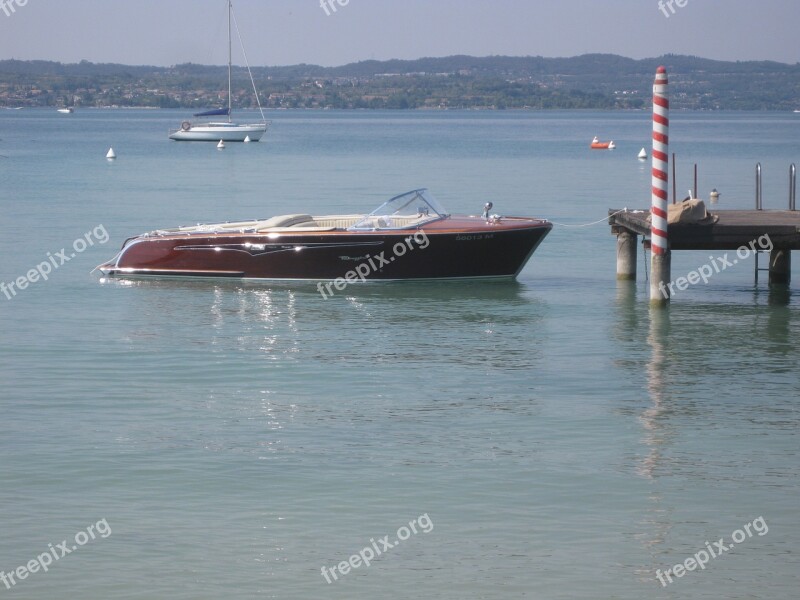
[99,217,552,281]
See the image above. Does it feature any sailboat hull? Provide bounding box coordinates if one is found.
[168,122,268,142]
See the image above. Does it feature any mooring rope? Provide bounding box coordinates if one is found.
[550,207,635,228]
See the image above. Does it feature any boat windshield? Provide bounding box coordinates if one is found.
[348,189,448,231]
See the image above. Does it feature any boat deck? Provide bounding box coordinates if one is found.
[156,214,551,237]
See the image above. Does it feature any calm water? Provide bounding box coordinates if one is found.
[1,109,799,599]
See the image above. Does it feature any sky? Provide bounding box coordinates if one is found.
[0,0,799,67]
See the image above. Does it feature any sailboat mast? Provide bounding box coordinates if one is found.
[227,0,232,122]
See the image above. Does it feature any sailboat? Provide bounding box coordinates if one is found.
[169,1,268,142]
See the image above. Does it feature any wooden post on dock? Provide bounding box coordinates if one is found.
[769,249,791,284]
[650,67,671,305]
[616,231,637,280]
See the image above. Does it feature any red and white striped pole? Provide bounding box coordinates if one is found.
[651,67,669,254]
[650,66,671,304]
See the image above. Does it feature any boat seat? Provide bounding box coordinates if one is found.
[265,226,337,232]
[255,214,314,231]
[346,214,435,229]
[304,215,365,229]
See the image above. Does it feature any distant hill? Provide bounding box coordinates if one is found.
[1,54,798,110]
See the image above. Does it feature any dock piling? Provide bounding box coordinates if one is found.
[616,231,638,280]
[650,250,672,304]
[756,163,763,210]
[672,153,677,204]
[769,249,791,284]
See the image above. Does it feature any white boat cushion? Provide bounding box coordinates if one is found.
[256,214,314,231]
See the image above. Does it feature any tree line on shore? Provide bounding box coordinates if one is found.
[1,54,798,110]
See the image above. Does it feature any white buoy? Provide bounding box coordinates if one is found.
[243,135,251,143]
[217,140,225,150]
[106,147,116,160]
[638,147,648,160]
[710,188,720,204]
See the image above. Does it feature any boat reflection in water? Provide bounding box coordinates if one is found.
[97,189,552,282]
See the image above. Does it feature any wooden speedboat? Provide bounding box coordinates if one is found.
[590,136,615,150]
[96,189,552,282]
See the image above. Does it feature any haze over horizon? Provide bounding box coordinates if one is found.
[0,0,798,69]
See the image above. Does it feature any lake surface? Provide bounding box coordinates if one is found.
[1,108,798,599]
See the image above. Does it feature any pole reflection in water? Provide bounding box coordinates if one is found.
[636,306,676,582]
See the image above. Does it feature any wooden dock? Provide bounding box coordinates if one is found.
[609,209,800,250]
[623,61,796,302]
[608,208,800,289]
